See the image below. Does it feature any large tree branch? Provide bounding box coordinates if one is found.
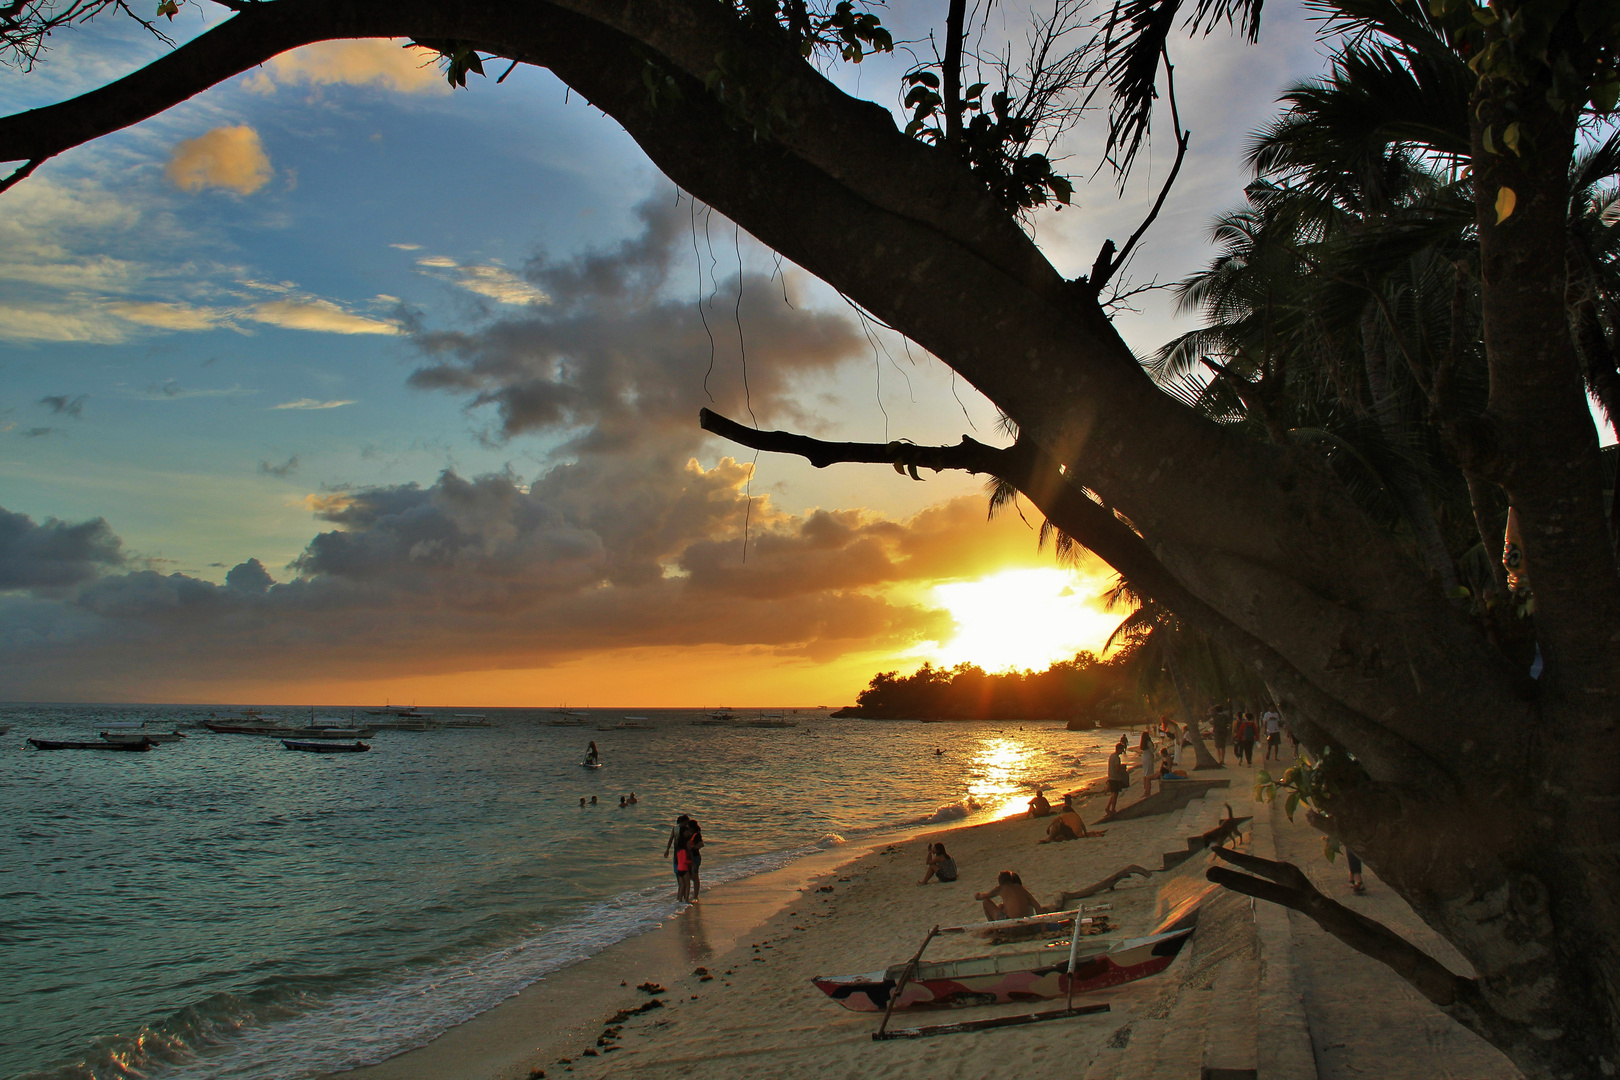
[700,408,1456,787]
[0,0,1531,793]
[1206,847,1525,1050]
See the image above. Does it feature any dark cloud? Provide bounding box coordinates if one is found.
[259,455,299,478]
[0,506,124,590]
[405,191,865,452]
[0,465,1053,694]
[225,558,275,594]
[39,394,88,418]
[21,427,57,438]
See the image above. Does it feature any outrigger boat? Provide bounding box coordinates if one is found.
[101,730,185,745]
[30,737,153,751]
[812,910,1193,1013]
[282,739,370,753]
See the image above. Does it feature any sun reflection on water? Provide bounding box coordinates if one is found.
[964,736,1040,818]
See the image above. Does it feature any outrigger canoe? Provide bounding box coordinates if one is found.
[29,737,153,751]
[811,925,1193,1012]
[282,739,370,753]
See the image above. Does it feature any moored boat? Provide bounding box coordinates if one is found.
[30,737,153,752]
[101,730,184,745]
[281,739,370,753]
[810,926,1193,1012]
[204,721,290,735]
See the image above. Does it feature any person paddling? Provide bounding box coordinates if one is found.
[585,740,600,765]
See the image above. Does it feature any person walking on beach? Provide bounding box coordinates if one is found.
[1211,705,1232,765]
[1346,849,1366,892]
[919,842,958,884]
[664,814,693,901]
[976,870,1039,921]
[1262,708,1283,761]
[1136,731,1156,798]
[1105,744,1128,816]
[1235,713,1258,765]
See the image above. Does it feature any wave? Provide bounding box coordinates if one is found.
[18,841,848,1080]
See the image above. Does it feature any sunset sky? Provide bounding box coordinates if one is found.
[0,1,1333,706]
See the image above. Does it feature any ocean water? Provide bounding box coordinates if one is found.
[0,705,1119,1080]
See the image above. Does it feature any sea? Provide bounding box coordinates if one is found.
[0,704,1121,1080]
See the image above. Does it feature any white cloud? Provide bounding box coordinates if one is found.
[247,298,399,335]
[244,40,446,95]
[389,243,422,251]
[413,254,549,306]
[165,125,273,195]
[106,301,227,332]
[271,399,357,410]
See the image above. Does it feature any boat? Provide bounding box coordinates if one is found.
[444,714,492,728]
[30,737,153,752]
[597,719,654,731]
[204,720,290,735]
[101,730,185,745]
[811,926,1193,1012]
[743,714,798,728]
[282,739,370,753]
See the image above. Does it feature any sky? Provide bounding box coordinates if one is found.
[0,0,1339,706]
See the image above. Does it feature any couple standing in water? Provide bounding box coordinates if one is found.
[664,814,705,902]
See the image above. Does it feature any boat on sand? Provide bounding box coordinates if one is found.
[811,925,1193,1012]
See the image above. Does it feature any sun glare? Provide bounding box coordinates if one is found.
[927,567,1120,673]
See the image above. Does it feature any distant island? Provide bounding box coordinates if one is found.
[831,650,1143,727]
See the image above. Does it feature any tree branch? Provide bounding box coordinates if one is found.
[1207,847,1483,1011]
[699,408,1456,787]
[1088,44,1188,297]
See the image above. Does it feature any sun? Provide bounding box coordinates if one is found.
[925,567,1121,672]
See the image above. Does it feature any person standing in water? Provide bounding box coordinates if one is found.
[664,814,693,901]
[685,819,705,899]
[586,740,600,765]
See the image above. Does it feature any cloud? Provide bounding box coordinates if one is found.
[246,40,446,95]
[247,298,399,335]
[132,380,257,401]
[0,456,1083,693]
[405,189,866,450]
[0,506,124,590]
[270,399,356,410]
[390,243,422,251]
[413,255,550,306]
[106,301,227,332]
[20,427,57,438]
[260,455,300,478]
[39,394,88,418]
[165,125,274,195]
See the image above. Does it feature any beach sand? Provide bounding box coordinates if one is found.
[337,758,1520,1080]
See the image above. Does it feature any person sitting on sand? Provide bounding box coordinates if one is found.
[919,842,958,884]
[976,870,1041,922]
[1027,788,1052,818]
[1039,795,1103,843]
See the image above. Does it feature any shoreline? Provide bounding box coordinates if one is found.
[332,768,1112,1080]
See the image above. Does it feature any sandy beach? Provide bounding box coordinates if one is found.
[337,755,1520,1080]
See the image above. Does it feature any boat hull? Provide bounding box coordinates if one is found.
[282,740,370,753]
[30,738,152,751]
[811,928,1192,1013]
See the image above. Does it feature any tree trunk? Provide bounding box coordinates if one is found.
[1162,642,1222,770]
[1361,304,1463,595]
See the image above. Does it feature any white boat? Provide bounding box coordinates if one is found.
[445,713,492,728]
